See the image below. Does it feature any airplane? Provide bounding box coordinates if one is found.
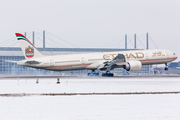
[15,33,178,77]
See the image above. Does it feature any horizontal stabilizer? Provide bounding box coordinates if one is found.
[25,60,41,64]
[4,60,17,63]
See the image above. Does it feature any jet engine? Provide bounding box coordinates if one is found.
[124,61,142,71]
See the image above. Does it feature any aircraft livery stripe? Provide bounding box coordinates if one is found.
[15,33,34,46]
[15,33,27,39]
[17,38,26,40]
[16,35,26,38]
[39,63,92,69]
[55,60,80,63]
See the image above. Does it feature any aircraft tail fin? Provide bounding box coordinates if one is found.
[15,33,44,59]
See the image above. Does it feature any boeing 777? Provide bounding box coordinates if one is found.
[15,33,178,76]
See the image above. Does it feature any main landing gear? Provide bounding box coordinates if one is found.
[164,63,169,71]
[87,70,99,77]
[123,70,130,76]
[87,70,114,77]
[102,72,114,77]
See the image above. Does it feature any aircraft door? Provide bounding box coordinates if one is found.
[81,57,85,64]
[145,53,149,59]
[50,59,54,66]
[166,52,169,58]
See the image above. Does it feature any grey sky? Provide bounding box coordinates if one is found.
[0,0,180,60]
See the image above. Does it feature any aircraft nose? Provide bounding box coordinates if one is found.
[175,55,178,59]
[173,52,178,59]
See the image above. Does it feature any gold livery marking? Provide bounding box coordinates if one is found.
[153,51,162,56]
[103,52,144,60]
[124,53,136,59]
[135,52,144,58]
[103,54,111,60]
[103,54,116,60]
[25,46,34,58]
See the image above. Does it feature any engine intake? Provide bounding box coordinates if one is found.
[124,61,142,71]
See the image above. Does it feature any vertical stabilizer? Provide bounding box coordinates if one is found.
[15,33,44,59]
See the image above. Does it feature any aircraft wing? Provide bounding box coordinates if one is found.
[98,54,126,72]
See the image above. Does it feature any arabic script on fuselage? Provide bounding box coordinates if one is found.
[152,51,162,56]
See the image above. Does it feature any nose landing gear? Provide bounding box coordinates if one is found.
[164,63,169,71]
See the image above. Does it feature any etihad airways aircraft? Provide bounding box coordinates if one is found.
[15,33,177,76]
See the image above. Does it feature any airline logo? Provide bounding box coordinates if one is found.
[25,46,34,58]
[103,52,144,60]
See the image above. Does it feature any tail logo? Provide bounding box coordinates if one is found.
[25,46,34,58]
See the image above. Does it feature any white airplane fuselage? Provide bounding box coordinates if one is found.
[17,49,177,71]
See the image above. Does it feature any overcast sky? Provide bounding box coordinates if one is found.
[0,0,180,60]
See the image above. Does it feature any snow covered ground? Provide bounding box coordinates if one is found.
[0,77,180,120]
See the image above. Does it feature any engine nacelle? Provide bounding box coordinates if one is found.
[124,61,142,71]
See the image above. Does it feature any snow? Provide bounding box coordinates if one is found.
[0,77,180,120]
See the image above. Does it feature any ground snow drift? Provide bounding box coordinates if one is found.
[0,77,180,120]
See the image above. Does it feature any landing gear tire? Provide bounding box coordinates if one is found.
[88,73,99,77]
[102,73,114,77]
[164,67,168,71]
